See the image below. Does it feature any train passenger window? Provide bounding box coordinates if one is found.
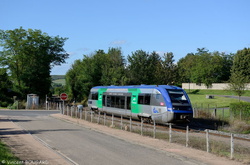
[126,96,131,110]
[111,96,116,108]
[138,93,151,105]
[144,94,150,105]
[138,95,144,104]
[102,95,106,106]
[107,96,111,107]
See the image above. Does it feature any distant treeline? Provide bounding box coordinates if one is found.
[65,47,250,103]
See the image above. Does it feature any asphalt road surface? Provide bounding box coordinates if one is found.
[216,95,250,102]
[0,110,198,165]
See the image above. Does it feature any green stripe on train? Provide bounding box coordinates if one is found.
[128,88,141,114]
[97,88,107,108]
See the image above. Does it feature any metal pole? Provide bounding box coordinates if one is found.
[130,116,132,132]
[231,133,234,159]
[121,115,123,130]
[169,123,172,143]
[62,100,64,114]
[75,106,78,118]
[186,125,189,147]
[112,113,114,127]
[153,120,156,139]
[91,110,93,123]
[206,129,210,153]
[98,111,100,124]
[71,106,73,117]
[85,108,87,121]
[104,113,106,126]
[141,118,143,136]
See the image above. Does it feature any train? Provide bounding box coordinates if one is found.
[88,85,193,123]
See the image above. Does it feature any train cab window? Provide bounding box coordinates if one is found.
[89,92,98,100]
[166,90,188,103]
[138,93,151,105]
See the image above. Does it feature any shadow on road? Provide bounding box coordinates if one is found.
[0,128,82,136]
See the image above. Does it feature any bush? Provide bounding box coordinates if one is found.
[230,102,250,121]
[0,101,9,107]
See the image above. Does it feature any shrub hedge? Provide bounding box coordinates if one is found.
[229,102,250,121]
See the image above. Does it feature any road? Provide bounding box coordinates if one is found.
[0,110,198,165]
[216,95,250,102]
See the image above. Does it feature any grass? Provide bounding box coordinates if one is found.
[52,79,66,86]
[186,89,250,96]
[0,140,20,163]
[188,95,242,108]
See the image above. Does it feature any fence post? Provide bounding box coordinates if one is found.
[111,113,114,127]
[80,110,82,120]
[66,106,68,116]
[130,116,132,132]
[169,123,172,143]
[103,113,106,125]
[98,111,100,124]
[85,108,87,121]
[231,133,234,159]
[186,125,189,147]
[121,115,123,130]
[91,110,93,122]
[140,118,143,136]
[153,120,156,139]
[75,106,78,118]
[206,129,210,153]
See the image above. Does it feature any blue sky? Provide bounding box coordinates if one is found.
[1,0,250,75]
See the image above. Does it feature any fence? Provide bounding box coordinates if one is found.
[192,103,250,122]
[58,105,250,163]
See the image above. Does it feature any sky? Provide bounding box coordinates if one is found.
[1,0,250,75]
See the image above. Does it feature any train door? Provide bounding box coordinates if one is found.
[125,95,131,116]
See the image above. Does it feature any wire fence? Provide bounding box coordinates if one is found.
[192,103,250,121]
[56,104,250,163]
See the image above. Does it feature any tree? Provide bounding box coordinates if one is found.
[0,27,69,99]
[101,48,127,85]
[155,52,177,85]
[0,68,13,106]
[127,50,156,85]
[177,48,233,88]
[229,47,250,100]
[228,71,249,101]
[231,48,250,80]
[177,53,196,83]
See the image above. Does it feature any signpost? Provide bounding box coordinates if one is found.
[60,93,68,100]
[60,93,68,114]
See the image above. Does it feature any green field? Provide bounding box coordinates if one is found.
[186,89,250,96]
[186,89,250,108]
[51,75,65,86]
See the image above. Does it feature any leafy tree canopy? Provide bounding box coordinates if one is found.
[0,27,69,99]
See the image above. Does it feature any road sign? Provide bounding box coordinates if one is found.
[60,93,68,100]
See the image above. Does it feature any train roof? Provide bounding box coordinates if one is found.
[92,85,182,90]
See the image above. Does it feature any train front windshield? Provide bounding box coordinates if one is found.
[166,89,189,104]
